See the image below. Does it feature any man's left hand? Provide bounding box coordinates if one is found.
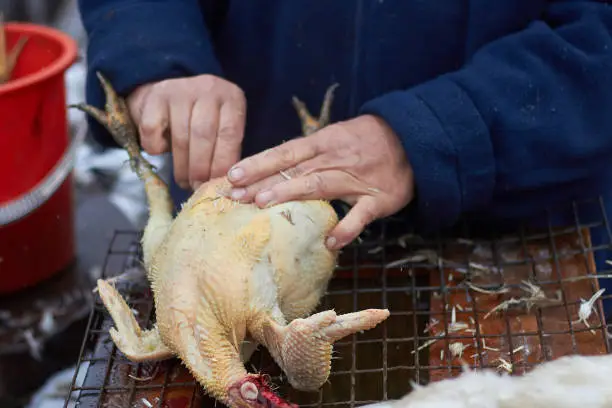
[225,114,415,250]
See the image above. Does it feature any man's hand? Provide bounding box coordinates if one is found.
[225,114,415,250]
[127,75,247,190]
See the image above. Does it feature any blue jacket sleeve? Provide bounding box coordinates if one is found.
[360,1,612,232]
[77,0,223,147]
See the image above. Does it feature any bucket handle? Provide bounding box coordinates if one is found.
[0,123,87,226]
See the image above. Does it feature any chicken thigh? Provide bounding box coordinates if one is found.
[71,74,390,408]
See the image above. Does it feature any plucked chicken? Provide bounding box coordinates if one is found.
[71,73,390,408]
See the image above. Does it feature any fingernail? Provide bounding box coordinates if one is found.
[326,236,338,249]
[231,188,246,200]
[256,190,275,207]
[228,166,244,181]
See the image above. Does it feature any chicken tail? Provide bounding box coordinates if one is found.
[262,309,390,391]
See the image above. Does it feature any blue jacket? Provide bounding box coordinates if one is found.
[78,0,612,308]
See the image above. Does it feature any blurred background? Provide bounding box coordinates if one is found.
[0,1,168,407]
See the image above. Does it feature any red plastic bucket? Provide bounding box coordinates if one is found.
[0,22,78,294]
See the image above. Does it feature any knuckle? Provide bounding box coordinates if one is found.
[127,87,150,115]
[139,120,162,137]
[153,79,175,95]
[172,133,189,150]
[217,123,241,141]
[273,146,296,167]
[229,83,246,101]
[138,108,167,137]
[242,185,261,201]
[358,204,378,226]
[285,166,302,179]
[195,74,227,94]
[197,74,216,88]
[304,173,325,194]
[190,120,215,141]
[198,75,245,103]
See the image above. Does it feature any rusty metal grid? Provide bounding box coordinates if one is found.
[64,197,612,408]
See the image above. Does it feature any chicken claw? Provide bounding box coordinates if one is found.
[97,279,173,361]
[262,308,390,391]
[69,73,148,174]
[292,83,339,136]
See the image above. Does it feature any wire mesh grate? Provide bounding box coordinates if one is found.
[64,197,612,408]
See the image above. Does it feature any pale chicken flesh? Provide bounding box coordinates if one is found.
[71,73,390,408]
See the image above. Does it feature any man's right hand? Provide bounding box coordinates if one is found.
[126,75,247,191]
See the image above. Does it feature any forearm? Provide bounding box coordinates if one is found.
[78,0,223,147]
[361,0,612,231]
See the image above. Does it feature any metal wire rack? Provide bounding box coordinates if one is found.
[64,197,612,408]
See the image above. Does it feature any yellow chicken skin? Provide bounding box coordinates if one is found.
[71,73,390,408]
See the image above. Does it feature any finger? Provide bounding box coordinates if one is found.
[210,99,246,179]
[126,84,152,126]
[228,172,287,202]
[227,136,319,186]
[326,197,381,250]
[138,93,170,154]
[169,99,194,189]
[253,170,356,208]
[227,164,307,202]
[227,150,366,203]
[189,99,221,189]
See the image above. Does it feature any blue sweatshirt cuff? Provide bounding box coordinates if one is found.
[360,76,495,231]
[80,0,223,147]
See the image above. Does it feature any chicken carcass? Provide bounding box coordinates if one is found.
[71,73,390,408]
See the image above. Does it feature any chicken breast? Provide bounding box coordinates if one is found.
[71,74,390,408]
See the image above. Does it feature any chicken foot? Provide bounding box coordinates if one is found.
[292,83,339,136]
[0,14,29,84]
[97,279,173,361]
[260,308,390,391]
[70,72,174,272]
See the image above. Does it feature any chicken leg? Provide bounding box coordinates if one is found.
[292,83,339,136]
[97,279,173,361]
[259,83,390,391]
[260,309,390,391]
[70,72,174,272]
[70,73,175,361]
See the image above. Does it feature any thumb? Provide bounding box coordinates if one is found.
[326,197,380,250]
